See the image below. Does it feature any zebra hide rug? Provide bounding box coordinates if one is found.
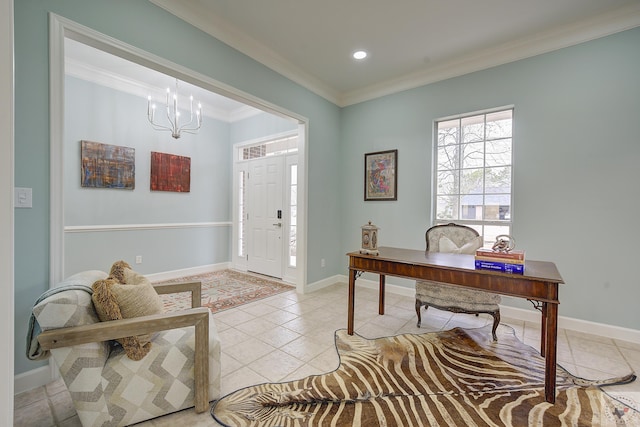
[211,325,638,426]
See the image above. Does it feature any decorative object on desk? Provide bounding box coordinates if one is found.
[477,236,525,274]
[475,259,525,274]
[359,220,379,255]
[150,151,191,192]
[81,140,135,189]
[491,234,516,252]
[476,247,525,262]
[211,325,637,427]
[364,149,397,201]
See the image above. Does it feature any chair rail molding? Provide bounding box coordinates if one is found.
[64,221,232,233]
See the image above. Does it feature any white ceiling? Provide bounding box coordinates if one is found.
[65,38,260,122]
[151,0,640,106]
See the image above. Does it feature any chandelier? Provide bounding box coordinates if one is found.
[147,78,202,139]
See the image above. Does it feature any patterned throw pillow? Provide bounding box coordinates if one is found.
[92,260,164,360]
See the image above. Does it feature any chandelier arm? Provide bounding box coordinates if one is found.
[149,124,174,132]
[147,78,202,139]
[164,104,176,129]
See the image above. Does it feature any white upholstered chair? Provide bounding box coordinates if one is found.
[31,270,221,427]
[415,223,501,340]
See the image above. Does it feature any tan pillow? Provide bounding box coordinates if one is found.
[439,235,483,254]
[92,261,163,360]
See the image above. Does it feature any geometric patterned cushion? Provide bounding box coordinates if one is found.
[32,270,222,427]
[32,275,110,365]
[33,287,102,329]
[54,312,221,427]
[416,280,501,311]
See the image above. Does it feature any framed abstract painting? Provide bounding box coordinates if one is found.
[81,140,135,190]
[364,149,397,201]
[150,151,191,192]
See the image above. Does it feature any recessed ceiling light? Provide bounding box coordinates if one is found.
[353,50,368,60]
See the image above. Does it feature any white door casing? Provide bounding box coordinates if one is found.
[247,156,284,278]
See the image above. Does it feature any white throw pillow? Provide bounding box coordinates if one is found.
[439,235,483,254]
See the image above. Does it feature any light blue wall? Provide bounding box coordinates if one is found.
[340,28,640,330]
[14,0,342,376]
[64,76,232,275]
[14,0,640,378]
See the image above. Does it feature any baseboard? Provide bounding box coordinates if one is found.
[304,274,344,294]
[498,304,640,343]
[145,262,231,282]
[321,274,640,344]
[14,365,51,395]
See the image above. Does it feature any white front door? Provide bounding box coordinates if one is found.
[247,156,284,278]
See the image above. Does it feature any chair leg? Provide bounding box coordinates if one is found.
[491,310,500,341]
[415,299,423,327]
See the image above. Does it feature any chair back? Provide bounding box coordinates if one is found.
[426,223,479,252]
[32,271,111,367]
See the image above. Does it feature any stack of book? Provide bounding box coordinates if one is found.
[474,248,525,274]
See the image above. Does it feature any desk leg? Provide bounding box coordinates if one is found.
[540,303,547,356]
[379,275,385,315]
[348,269,356,335]
[544,302,558,404]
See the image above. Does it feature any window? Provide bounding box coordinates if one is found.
[433,108,513,245]
[240,135,298,160]
[288,164,297,267]
[237,170,246,257]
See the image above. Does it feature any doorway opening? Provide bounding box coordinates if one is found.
[49,14,308,293]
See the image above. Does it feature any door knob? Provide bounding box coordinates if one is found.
[273,223,282,227]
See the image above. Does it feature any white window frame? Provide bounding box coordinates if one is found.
[432,106,514,245]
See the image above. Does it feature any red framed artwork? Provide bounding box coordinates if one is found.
[150,151,191,192]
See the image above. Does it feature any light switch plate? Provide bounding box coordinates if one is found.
[15,187,33,208]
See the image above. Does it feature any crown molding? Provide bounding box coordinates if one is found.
[150,0,342,106]
[151,1,640,108]
[65,57,258,122]
[340,3,640,106]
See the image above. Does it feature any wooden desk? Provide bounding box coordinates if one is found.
[347,246,564,403]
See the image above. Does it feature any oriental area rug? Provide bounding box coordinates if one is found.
[154,269,294,313]
[211,325,639,427]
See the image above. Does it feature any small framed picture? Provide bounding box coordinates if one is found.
[364,149,397,201]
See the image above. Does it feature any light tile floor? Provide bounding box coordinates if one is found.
[14,283,640,426]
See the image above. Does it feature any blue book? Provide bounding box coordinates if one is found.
[475,259,524,274]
